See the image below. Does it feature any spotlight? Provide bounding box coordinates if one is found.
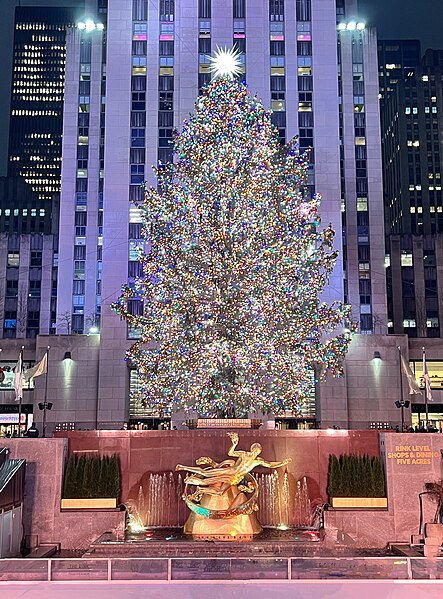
[373,351,382,360]
[63,351,72,361]
[347,21,357,30]
[337,23,347,31]
[357,22,366,30]
[85,19,96,31]
[96,23,105,31]
[77,21,86,30]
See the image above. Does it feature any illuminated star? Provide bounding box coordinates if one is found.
[208,46,243,80]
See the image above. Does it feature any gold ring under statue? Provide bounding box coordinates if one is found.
[183,472,259,519]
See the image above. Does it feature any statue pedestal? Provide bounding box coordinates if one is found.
[183,486,262,540]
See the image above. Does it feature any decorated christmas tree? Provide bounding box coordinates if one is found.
[113,68,352,417]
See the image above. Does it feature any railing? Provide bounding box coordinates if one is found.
[0,556,442,582]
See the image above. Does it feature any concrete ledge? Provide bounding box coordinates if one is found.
[331,497,388,509]
[61,498,117,509]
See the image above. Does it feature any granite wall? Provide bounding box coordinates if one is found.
[56,429,381,506]
[0,439,125,550]
[325,433,443,547]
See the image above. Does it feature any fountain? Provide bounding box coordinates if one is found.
[126,472,185,529]
[125,434,319,535]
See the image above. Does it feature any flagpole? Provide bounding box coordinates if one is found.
[423,347,429,426]
[18,345,24,438]
[42,346,50,438]
[398,346,404,403]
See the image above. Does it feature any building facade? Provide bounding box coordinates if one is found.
[382,50,443,338]
[0,232,57,340]
[8,6,79,203]
[378,39,421,107]
[54,0,386,428]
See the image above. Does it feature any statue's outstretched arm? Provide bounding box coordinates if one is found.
[258,458,292,469]
[227,431,242,457]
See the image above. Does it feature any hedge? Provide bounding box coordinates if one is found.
[328,453,386,498]
[63,454,121,499]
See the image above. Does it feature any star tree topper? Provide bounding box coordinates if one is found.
[208,46,243,80]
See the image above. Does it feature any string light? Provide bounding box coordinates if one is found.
[112,77,354,417]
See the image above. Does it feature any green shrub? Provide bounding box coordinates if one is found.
[328,455,340,497]
[327,453,386,498]
[62,454,121,499]
[108,455,121,500]
[63,454,77,499]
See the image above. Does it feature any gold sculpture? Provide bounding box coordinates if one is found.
[176,432,291,538]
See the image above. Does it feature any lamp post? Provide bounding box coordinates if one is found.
[395,399,410,431]
[38,401,53,438]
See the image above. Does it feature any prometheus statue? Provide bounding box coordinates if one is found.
[176,432,292,538]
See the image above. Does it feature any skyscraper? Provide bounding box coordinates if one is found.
[56,0,386,427]
[8,6,78,203]
[382,50,443,337]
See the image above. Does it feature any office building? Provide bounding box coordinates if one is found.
[383,50,443,337]
[8,6,78,203]
[378,39,421,107]
[53,0,386,428]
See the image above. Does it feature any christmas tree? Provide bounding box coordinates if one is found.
[113,74,352,417]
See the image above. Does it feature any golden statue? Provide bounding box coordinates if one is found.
[176,432,291,538]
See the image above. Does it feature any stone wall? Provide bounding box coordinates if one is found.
[0,438,125,549]
[325,432,443,547]
[56,429,381,506]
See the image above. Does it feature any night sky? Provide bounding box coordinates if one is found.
[0,0,442,176]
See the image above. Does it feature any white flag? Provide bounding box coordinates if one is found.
[23,352,48,383]
[401,355,422,395]
[13,351,23,402]
[423,352,433,402]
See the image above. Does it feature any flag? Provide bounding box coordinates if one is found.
[423,351,434,402]
[13,351,23,402]
[23,352,48,383]
[400,354,422,395]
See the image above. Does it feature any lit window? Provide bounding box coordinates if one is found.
[357,198,368,211]
[403,319,416,328]
[401,253,413,267]
[129,241,143,261]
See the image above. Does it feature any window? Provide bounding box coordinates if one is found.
[198,0,211,18]
[131,128,146,147]
[74,245,86,260]
[269,0,284,21]
[296,0,311,21]
[129,241,143,261]
[233,0,245,19]
[133,23,147,40]
[30,252,42,267]
[6,280,18,297]
[73,280,85,294]
[133,0,148,20]
[7,253,19,267]
[29,280,41,298]
[401,252,413,267]
[160,0,175,20]
[131,164,145,184]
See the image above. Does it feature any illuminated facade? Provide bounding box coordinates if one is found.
[56,0,387,428]
[8,7,77,202]
[381,50,443,338]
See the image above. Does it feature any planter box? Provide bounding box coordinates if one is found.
[61,498,117,509]
[331,497,388,509]
[425,523,443,543]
